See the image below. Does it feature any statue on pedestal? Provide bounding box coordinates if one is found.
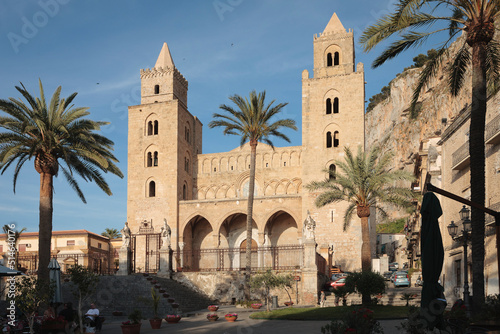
[302,211,316,241]
[160,219,171,250]
[121,222,131,249]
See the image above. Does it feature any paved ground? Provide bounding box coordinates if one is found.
[99,306,404,334]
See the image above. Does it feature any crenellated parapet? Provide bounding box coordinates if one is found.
[140,66,188,89]
[314,29,353,41]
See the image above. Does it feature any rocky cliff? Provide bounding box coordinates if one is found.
[365,35,472,169]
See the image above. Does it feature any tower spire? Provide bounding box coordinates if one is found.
[323,12,345,33]
[155,42,175,69]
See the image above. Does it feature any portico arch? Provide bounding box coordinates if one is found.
[182,215,214,270]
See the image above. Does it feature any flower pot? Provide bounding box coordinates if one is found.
[167,298,175,303]
[284,301,294,307]
[165,315,181,324]
[171,303,179,308]
[120,323,141,334]
[112,311,123,316]
[251,304,262,309]
[159,289,165,293]
[225,316,237,322]
[207,316,218,322]
[154,285,161,289]
[163,293,170,298]
[146,277,153,281]
[149,318,162,329]
[208,306,219,312]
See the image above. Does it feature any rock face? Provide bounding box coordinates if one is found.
[365,35,472,170]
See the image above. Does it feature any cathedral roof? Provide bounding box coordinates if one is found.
[323,12,345,33]
[155,42,175,69]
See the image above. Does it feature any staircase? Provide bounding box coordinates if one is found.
[61,274,216,318]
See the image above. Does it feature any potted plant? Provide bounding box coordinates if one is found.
[206,313,219,322]
[149,288,162,329]
[251,303,262,309]
[165,315,181,324]
[171,303,179,309]
[112,311,124,316]
[284,301,294,307]
[121,310,142,334]
[224,313,238,322]
[162,293,169,298]
[207,305,219,312]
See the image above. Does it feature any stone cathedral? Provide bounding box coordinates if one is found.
[126,13,366,302]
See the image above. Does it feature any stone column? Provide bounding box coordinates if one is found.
[158,247,172,278]
[302,239,318,305]
[178,242,185,270]
[116,248,130,276]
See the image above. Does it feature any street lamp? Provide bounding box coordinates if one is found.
[447,205,472,316]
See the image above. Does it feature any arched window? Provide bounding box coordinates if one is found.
[334,131,339,147]
[182,184,187,200]
[326,98,332,114]
[187,129,190,143]
[154,85,160,94]
[327,53,333,67]
[153,152,158,166]
[326,132,332,148]
[333,97,339,114]
[149,181,156,197]
[147,121,153,136]
[329,164,336,180]
[153,120,158,135]
[334,52,340,66]
[147,152,152,167]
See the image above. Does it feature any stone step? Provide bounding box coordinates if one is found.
[324,292,421,307]
[61,274,216,319]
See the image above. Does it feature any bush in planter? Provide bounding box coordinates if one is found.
[121,310,143,334]
[344,271,386,306]
[250,270,294,311]
[206,313,219,321]
[150,288,161,319]
[207,305,219,312]
[321,307,383,334]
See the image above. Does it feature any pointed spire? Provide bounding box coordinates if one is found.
[323,12,345,33]
[155,42,175,69]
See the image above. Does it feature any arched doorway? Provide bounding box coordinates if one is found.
[182,215,213,271]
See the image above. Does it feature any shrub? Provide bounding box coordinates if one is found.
[321,307,384,334]
[345,271,386,306]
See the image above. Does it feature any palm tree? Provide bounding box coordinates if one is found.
[0,80,123,283]
[306,146,415,305]
[360,0,500,308]
[209,90,297,298]
[101,228,121,239]
[3,224,27,269]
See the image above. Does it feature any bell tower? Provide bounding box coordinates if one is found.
[127,43,202,271]
[301,12,365,269]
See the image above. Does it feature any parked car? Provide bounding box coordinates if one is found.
[389,262,399,271]
[393,271,411,287]
[329,277,346,289]
[383,271,392,281]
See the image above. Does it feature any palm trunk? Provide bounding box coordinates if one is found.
[469,42,487,310]
[244,140,257,300]
[358,205,371,305]
[38,172,54,284]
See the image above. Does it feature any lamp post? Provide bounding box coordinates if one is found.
[447,205,472,316]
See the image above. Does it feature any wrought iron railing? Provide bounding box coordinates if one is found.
[174,244,304,272]
[485,114,500,143]
[452,141,469,169]
[17,252,113,275]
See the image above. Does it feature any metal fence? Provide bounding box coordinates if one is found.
[174,244,304,272]
[17,252,113,275]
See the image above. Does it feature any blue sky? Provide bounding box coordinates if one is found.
[0,0,431,235]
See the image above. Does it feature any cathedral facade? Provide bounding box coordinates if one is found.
[127,13,366,279]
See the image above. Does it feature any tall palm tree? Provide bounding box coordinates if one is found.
[360,0,500,308]
[306,146,415,305]
[209,90,297,298]
[0,80,123,283]
[101,228,121,239]
[3,224,27,269]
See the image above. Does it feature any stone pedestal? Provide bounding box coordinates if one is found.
[116,248,130,276]
[302,239,318,305]
[158,247,172,278]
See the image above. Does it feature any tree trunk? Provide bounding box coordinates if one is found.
[469,42,487,310]
[357,205,371,305]
[245,140,258,300]
[38,171,54,284]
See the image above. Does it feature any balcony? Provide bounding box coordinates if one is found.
[486,114,500,145]
[452,141,470,170]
